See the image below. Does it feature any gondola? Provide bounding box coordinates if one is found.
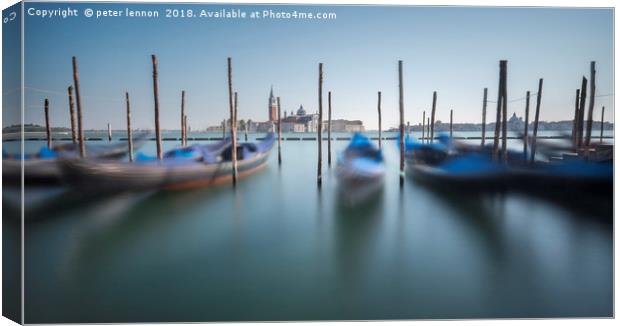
[2,133,149,185]
[336,133,385,206]
[409,148,612,198]
[59,133,276,192]
[336,133,385,184]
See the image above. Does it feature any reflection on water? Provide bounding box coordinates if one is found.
[15,135,613,323]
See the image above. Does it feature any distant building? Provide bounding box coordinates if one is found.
[328,119,365,132]
[256,121,275,133]
[205,88,362,134]
[268,86,277,122]
[206,126,223,132]
[281,105,320,132]
[508,112,524,131]
[281,121,306,133]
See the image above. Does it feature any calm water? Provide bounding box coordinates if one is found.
[2,131,614,322]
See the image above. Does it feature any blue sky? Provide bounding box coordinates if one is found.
[16,3,614,130]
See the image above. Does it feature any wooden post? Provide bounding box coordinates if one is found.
[422,110,425,142]
[317,63,323,187]
[244,119,248,141]
[107,123,112,142]
[430,91,436,143]
[228,58,238,186]
[125,92,134,162]
[493,61,505,161]
[585,61,596,147]
[222,119,226,138]
[501,61,508,163]
[277,97,282,165]
[523,91,530,161]
[328,91,332,167]
[67,86,77,144]
[234,92,238,129]
[449,109,453,138]
[44,99,51,149]
[72,56,86,157]
[577,77,588,149]
[151,55,163,160]
[530,78,543,163]
[398,60,405,187]
[181,90,186,146]
[426,117,430,143]
[407,121,410,135]
[184,115,188,142]
[572,89,580,151]
[377,91,382,149]
[481,88,488,146]
[600,106,605,143]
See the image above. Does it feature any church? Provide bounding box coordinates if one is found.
[245,87,362,133]
[253,87,320,133]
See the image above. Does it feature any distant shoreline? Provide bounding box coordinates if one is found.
[2,120,615,135]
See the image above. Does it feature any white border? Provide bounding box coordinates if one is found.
[0,1,616,326]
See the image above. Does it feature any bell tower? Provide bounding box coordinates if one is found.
[268,86,277,121]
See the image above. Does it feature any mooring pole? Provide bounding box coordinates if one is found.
[72,56,86,157]
[228,58,238,185]
[572,89,580,152]
[430,91,437,143]
[181,90,186,146]
[493,61,504,161]
[585,61,596,147]
[523,91,530,161]
[481,88,488,146]
[328,91,332,167]
[125,92,134,162]
[501,61,508,163]
[67,86,77,144]
[422,110,425,142]
[106,123,111,142]
[377,91,382,149]
[398,60,405,187]
[228,58,237,186]
[530,78,543,163]
[449,109,453,138]
[277,97,282,165]
[577,77,588,150]
[317,63,323,187]
[600,106,605,143]
[184,115,188,142]
[151,55,163,160]
[44,99,51,149]
[426,117,430,144]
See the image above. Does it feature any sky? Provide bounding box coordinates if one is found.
[8,2,615,130]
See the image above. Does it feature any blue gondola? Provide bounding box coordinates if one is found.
[336,133,385,183]
[2,133,149,184]
[59,133,275,192]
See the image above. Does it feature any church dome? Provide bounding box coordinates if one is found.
[296,105,306,116]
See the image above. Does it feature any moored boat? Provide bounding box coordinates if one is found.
[2,133,149,185]
[336,133,385,184]
[336,133,385,206]
[59,133,276,192]
[409,150,612,198]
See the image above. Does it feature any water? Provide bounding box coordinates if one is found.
[2,131,613,322]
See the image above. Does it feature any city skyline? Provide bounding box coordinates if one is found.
[8,3,614,130]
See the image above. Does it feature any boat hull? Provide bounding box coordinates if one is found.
[59,149,272,192]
